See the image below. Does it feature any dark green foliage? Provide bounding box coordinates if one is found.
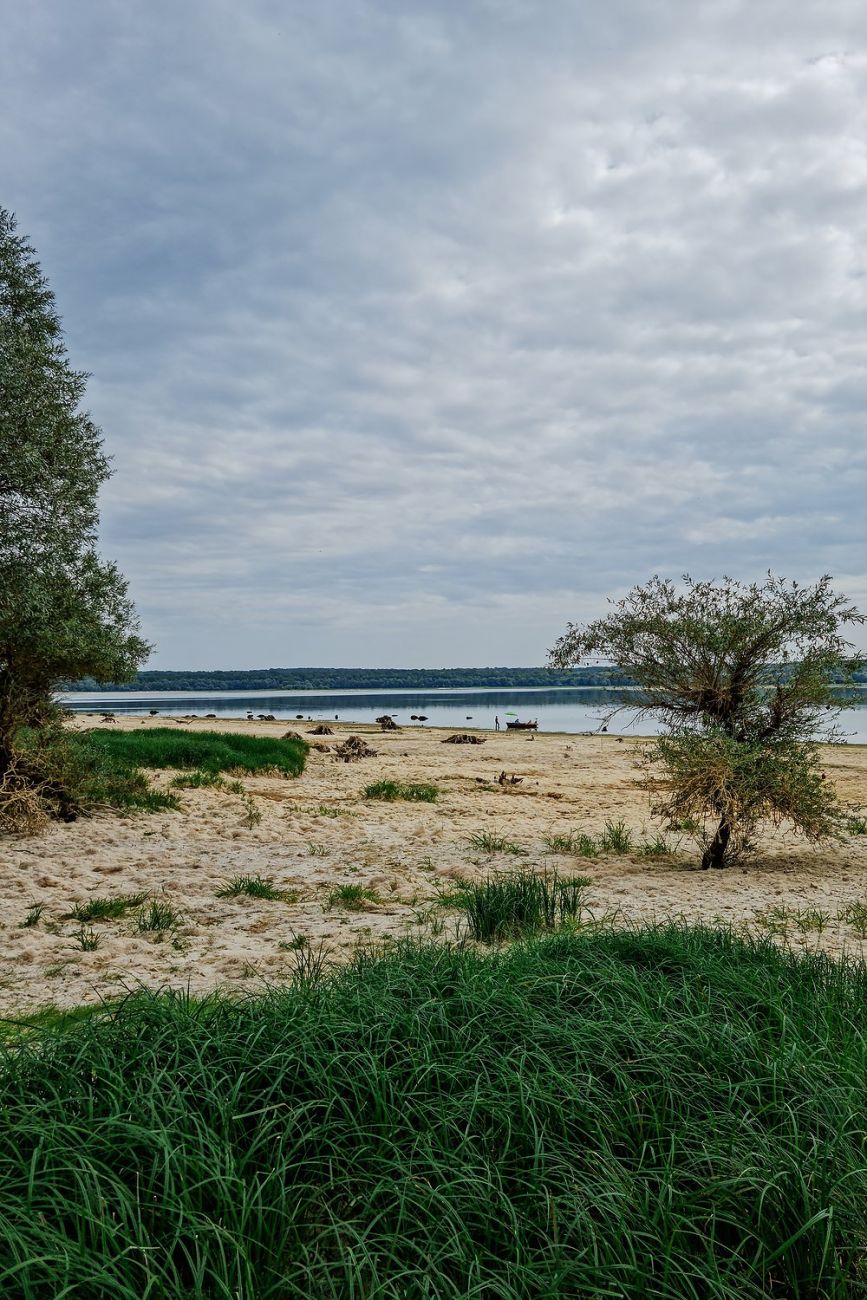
[846,813,867,835]
[0,927,865,1296]
[551,574,864,867]
[82,728,307,778]
[451,871,592,941]
[216,876,296,902]
[65,665,637,691]
[363,780,439,802]
[0,209,148,785]
[544,829,600,857]
[597,817,634,853]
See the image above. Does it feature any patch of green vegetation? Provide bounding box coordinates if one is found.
[466,831,528,856]
[363,780,439,803]
[81,728,307,778]
[637,833,672,858]
[19,904,46,929]
[845,813,867,835]
[278,933,307,951]
[70,926,99,951]
[325,884,380,910]
[216,876,296,902]
[132,900,183,935]
[544,830,599,858]
[450,871,592,942]
[839,901,867,938]
[64,893,149,923]
[597,818,633,854]
[0,927,864,1296]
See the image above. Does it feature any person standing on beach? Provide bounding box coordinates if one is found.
[495,715,500,731]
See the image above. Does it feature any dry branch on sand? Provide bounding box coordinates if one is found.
[375,715,400,731]
[442,734,486,745]
[308,725,334,736]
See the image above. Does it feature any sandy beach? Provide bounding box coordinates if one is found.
[1,714,865,1013]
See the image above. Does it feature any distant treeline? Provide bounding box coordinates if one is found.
[63,666,636,692]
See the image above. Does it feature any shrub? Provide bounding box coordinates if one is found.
[466,831,527,855]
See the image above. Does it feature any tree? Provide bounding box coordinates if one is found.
[0,208,149,800]
[549,575,864,868]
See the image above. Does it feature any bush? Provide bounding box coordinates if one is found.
[0,927,865,1296]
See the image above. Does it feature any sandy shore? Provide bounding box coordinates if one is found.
[1,715,866,1013]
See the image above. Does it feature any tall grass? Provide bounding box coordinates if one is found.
[451,871,592,941]
[0,926,864,1296]
[81,728,308,777]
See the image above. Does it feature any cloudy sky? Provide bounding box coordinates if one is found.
[4,1,867,668]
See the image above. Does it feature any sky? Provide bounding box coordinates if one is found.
[3,0,867,668]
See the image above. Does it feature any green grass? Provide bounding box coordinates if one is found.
[132,900,183,934]
[326,884,381,910]
[0,926,866,1296]
[598,818,634,853]
[64,892,149,923]
[81,728,308,778]
[466,830,528,855]
[543,829,600,858]
[18,904,46,929]
[216,875,296,902]
[70,925,99,951]
[450,871,593,942]
[363,780,440,803]
[845,813,867,835]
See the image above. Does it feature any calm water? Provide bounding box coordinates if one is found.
[61,686,867,742]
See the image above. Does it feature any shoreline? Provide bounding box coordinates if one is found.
[0,716,865,1013]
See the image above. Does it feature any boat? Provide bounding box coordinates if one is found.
[506,719,538,731]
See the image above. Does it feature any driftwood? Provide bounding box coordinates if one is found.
[442,734,486,745]
[308,724,334,736]
[375,715,400,731]
[498,771,524,786]
[334,735,377,762]
[281,730,306,742]
[311,742,332,753]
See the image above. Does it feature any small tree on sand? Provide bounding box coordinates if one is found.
[549,575,863,868]
[0,209,149,815]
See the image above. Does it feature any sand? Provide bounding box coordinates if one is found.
[1,714,866,1014]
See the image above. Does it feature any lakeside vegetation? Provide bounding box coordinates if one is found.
[2,925,866,1297]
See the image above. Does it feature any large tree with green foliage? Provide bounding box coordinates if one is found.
[0,208,149,792]
[549,574,864,868]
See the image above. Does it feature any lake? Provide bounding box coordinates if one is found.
[60,686,867,743]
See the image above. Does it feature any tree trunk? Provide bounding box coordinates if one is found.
[701,818,731,869]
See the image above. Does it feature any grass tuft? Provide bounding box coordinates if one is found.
[133,900,183,934]
[364,780,439,803]
[64,892,149,923]
[19,903,46,929]
[216,876,296,902]
[326,884,381,910]
[467,831,528,855]
[450,871,592,942]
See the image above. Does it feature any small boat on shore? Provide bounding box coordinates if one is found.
[506,719,538,731]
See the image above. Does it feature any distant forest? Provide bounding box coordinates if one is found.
[63,666,636,692]
[63,663,867,693]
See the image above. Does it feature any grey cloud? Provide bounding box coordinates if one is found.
[2,0,866,666]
